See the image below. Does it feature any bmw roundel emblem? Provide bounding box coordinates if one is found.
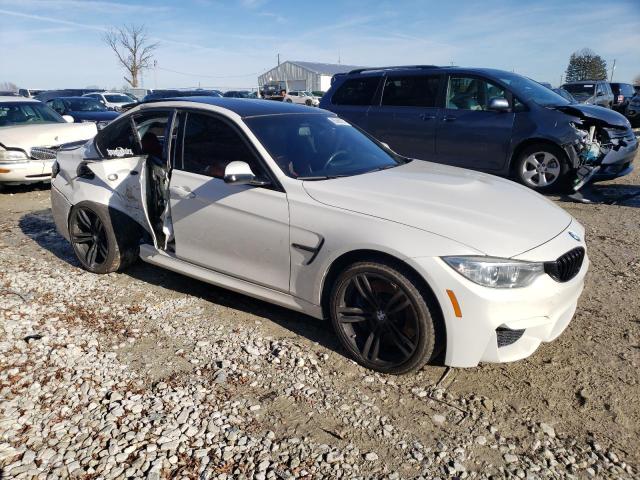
[568,231,581,242]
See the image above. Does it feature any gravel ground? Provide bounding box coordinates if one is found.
[1,152,639,479]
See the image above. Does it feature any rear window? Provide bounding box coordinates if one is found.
[331,77,380,106]
[563,84,595,96]
[381,75,440,107]
[612,84,635,96]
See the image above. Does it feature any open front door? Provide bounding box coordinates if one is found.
[87,156,157,245]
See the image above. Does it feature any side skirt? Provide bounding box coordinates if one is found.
[139,244,324,319]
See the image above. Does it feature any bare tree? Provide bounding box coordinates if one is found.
[103,25,158,88]
[634,74,640,87]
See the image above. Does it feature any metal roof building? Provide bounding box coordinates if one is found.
[258,60,363,93]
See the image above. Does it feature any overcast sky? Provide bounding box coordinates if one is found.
[1,0,638,90]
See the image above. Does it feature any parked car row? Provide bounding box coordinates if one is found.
[320,66,637,192]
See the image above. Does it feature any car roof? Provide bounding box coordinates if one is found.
[0,96,39,103]
[52,96,96,101]
[563,80,605,84]
[143,96,331,118]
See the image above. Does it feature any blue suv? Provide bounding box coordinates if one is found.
[320,66,637,192]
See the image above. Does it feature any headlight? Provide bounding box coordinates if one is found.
[442,256,544,288]
[0,148,29,162]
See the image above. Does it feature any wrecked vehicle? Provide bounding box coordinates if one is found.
[51,97,589,374]
[320,67,638,192]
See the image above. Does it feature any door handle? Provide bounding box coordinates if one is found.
[171,185,196,199]
[419,114,436,120]
[443,115,457,122]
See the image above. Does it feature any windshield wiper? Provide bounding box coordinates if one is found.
[298,174,349,180]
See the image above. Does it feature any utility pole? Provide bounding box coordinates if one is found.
[610,59,616,81]
[560,73,563,86]
[277,53,280,66]
[153,60,158,89]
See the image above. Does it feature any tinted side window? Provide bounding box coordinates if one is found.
[446,76,507,111]
[381,75,440,107]
[180,112,261,179]
[332,77,380,106]
[96,118,140,158]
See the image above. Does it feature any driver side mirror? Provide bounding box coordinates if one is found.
[487,97,510,112]
[223,161,269,186]
[62,115,75,123]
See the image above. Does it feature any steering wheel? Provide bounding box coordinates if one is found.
[322,150,350,170]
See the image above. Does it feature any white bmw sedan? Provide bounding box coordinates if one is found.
[50,98,588,374]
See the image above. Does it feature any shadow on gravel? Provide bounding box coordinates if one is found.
[0,182,50,195]
[559,184,640,207]
[125,260,342,355]
[18,209,79,266]
[18,209,342,357]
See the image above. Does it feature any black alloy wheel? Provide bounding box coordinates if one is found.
[69,206,109,270]
[68,202,140,274]
[330,262,438,374]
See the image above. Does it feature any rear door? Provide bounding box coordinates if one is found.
[168,110,291,292]
[435,74,515,171]
[366,73,442,160]
[327,75,381,130]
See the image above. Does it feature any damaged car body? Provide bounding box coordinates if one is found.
[51,97,590,374]
[320,67,637,193]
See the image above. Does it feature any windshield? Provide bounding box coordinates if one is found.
[0,102,64,126]
[495,71,570,107]
[67,98,108,112]
[245,114,404,179]
[562,84,595,97]
[104,94,132,103]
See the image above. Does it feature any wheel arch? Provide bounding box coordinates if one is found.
[68,200,149,244]
[319,249,447,360]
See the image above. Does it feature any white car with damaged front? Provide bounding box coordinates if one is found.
[0,96,97,186]
[50,98,588,374]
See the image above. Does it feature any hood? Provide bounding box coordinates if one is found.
[0,122,97,151]
[553,104,630,128]
[68,111,120,121]
[302,161,572,258]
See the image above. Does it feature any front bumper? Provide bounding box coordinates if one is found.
[0,159,53,185]
[407,223,588,367]
[593,133,638,181]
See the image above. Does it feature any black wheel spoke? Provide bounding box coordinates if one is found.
[77,209,92,230]
[352,274,378,308]
[71,232,93,244]
[86,242,98,266]
[337,306,370,323]
[386,321,415,358]
[98,240,109,259]
[361,329,381,362]
[384,289,411,315]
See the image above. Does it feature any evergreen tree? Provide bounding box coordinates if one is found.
[565,49,608,82]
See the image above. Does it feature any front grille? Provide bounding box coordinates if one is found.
[496,327,525,347]
[30,147,58,160]
[544,247,585,282]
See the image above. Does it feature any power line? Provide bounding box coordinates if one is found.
[156,66,262,79]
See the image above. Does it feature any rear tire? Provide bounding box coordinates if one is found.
[68,202,140,274]
[514,143,571,193]
[329,260,439,374]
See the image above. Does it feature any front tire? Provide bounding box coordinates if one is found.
[330,261,438,374]
[514,143,571,193]
[68,203,139,274]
